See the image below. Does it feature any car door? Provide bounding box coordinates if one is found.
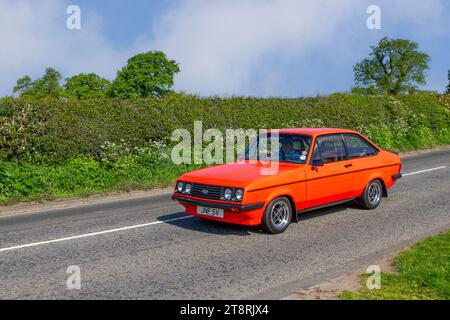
[305,134,354,208]
[342,133,382,196]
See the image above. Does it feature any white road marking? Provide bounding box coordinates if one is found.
[402,166,447,176]
[0,164,448,253]
[0,215,193,253]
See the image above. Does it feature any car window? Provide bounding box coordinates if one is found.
[315,135,347,163]
[242,133,312,164]
[278,135,311,163]
[344,134,377,159]
[311,143,321,162]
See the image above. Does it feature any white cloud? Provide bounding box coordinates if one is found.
[151,0,359,96]
[150,0,449,96]
[0,0,140,96]
[0,0,448,97]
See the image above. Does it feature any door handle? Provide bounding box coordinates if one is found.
[344,163,353,168]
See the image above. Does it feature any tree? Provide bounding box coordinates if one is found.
[108,51,180,98]
[14,76,33,94]
[14,68,63,98]
[354,37,430,95]
[64,73,110,99]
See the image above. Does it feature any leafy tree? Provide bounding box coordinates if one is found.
[108,51,180,98]
[14,68,63,98]
[14,76,33,95]
[354,37,430,95]
[64,73,111,99]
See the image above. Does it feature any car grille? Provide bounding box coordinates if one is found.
[190,183,223,200]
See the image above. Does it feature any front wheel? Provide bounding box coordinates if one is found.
[261,197,292,234]
[359,179,383,209]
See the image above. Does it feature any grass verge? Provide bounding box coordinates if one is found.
[341,231,450,300]
[0,156,205,205]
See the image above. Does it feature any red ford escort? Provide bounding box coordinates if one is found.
[173,128,402,233]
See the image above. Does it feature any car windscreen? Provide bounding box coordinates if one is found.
[240,133,312,164]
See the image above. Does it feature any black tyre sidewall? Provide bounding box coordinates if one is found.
[361,179,382,209]
[262,197,292,234]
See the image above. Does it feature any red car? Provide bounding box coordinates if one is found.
[173,128,402,233]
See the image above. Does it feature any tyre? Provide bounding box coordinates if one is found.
[261,197,292,234]
[359,179,383,209]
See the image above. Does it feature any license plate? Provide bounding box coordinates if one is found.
[196,206,224,218]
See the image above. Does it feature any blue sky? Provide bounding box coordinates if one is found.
[1,0,449,97]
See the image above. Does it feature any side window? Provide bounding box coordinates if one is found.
[344,134,377,159]
[311,143,321,162]
[315,135,346,163]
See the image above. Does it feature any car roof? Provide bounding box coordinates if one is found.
[268,128,359,136]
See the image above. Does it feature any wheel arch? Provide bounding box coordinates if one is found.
[365,173,388,198]
[265,190,298,223]
[379,178,388,198]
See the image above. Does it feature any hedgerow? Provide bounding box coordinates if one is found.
[0,93,449,204]
[1,93,450,163]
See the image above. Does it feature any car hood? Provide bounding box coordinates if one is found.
[180,162,305,191]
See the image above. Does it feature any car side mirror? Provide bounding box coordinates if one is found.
[311,159,324,169]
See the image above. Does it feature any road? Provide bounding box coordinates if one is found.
[0,149,449,299]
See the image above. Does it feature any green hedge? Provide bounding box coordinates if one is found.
[1,93,450,163]
[0,93,449,204]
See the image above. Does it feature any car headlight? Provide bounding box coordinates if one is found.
[224,188,233,200]
[235,189,243,201]
[185,183,192,194]
[177,182,184,193]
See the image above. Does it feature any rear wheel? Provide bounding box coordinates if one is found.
[261,197,292,234]
[359,179,382,209]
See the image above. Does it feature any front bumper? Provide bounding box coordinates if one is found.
[172,195,264,211]
[172,195,265,226]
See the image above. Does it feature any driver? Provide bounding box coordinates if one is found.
[280,137,305,162]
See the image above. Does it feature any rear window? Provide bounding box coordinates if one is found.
[344,134,377,159]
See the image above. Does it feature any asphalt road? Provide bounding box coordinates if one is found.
[0,149,449,299]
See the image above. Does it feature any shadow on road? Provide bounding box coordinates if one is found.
[157,212,258,236]
[157,202,358,235]
[297,202,356,222]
